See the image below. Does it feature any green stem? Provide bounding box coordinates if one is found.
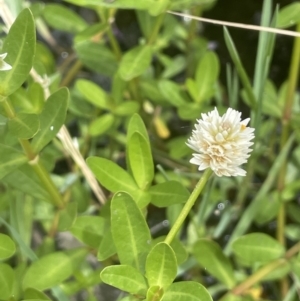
[148,13,165,45]
[231,259,287,295]
[60,60,83,87]
[1,98,64,209]
[230,241,300,296]
[107,26,122,61]
[164,169,213,245]
[31,160,64,209]
[276,22,300,298]
[283,22,300,122]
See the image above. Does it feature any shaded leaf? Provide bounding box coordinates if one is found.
[232,233,285,265]
[8,113,39,139]
[43,4,87,33]
[193,239,236,288]
[23,252,73,290]
[0,143,28,179]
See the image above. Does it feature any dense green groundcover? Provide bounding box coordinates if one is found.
[0,0,300,300]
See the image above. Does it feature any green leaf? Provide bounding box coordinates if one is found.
[57,202,77,231]
[194,51,219,103]
[161,55,186,79]
[23,252,73,290]
[136,11,156,40]
[27,82,45,114]
[31,88,69,153]
[232,233,285,265]
[127,113,149,143]
[43,4,87,34]
[146,286,164,301]
[75,41,118,77]
[128,132,154,190]
[0,9,35,98]
[162,281,213,301]
[65,0,155,10]
[158,80,186,107]
[8,113,39,139]
[223,27,256,109]
[148,0,170,16]
[146,242,177,289]
[0,263,14,300]
[75,23,108,44]
[119,45,152,81]
[87,157,139,194]
[0,234,16,260]
[101,265,147,295]
[277,3,300,28]
[149,181,189,207]
[193,239,236,288]
[153,237,187,265]
[2,164,51,202]
[111,192,151,272]
[71,216,105,248]
[10,85,44,114]
[76,79,108,109]
[88,114,115,136]
[113,101,140,116]
[178,103,203,120]
[24,287,51,300]
[97,229,116,261]
[0,143,28,179]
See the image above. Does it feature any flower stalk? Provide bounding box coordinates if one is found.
[164,169,212,245]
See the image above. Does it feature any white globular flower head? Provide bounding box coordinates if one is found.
[187,107,255,177]
[0,53,12,71]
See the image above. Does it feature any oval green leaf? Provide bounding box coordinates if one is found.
[149,181,189,207]
[0,9,35,98]
[76,79,109,109]
[145,242,177,289]
[31,87,69,152]
[162,281,213,301]
[43,4,87,34]
[113,101,140,116]
[277,3,300,28]
[88,114,115,136]
[0,234,16,260]
[87,156,138,194]
[111,192,151,272]
[101,265,147,295]
[128,132,154,190]
[24,287,51,300]
[193,239,236,288]
[194,51,219,103]
[0,263,14,300]
[71,216,105,248]
[232,233,285,265]
[8,113,39,139]
[23,252,73,290]
[0,143,28,179]
[119,45,152,81]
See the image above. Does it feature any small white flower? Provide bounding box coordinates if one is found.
[0,53,12,71]
[187,107,255,177]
